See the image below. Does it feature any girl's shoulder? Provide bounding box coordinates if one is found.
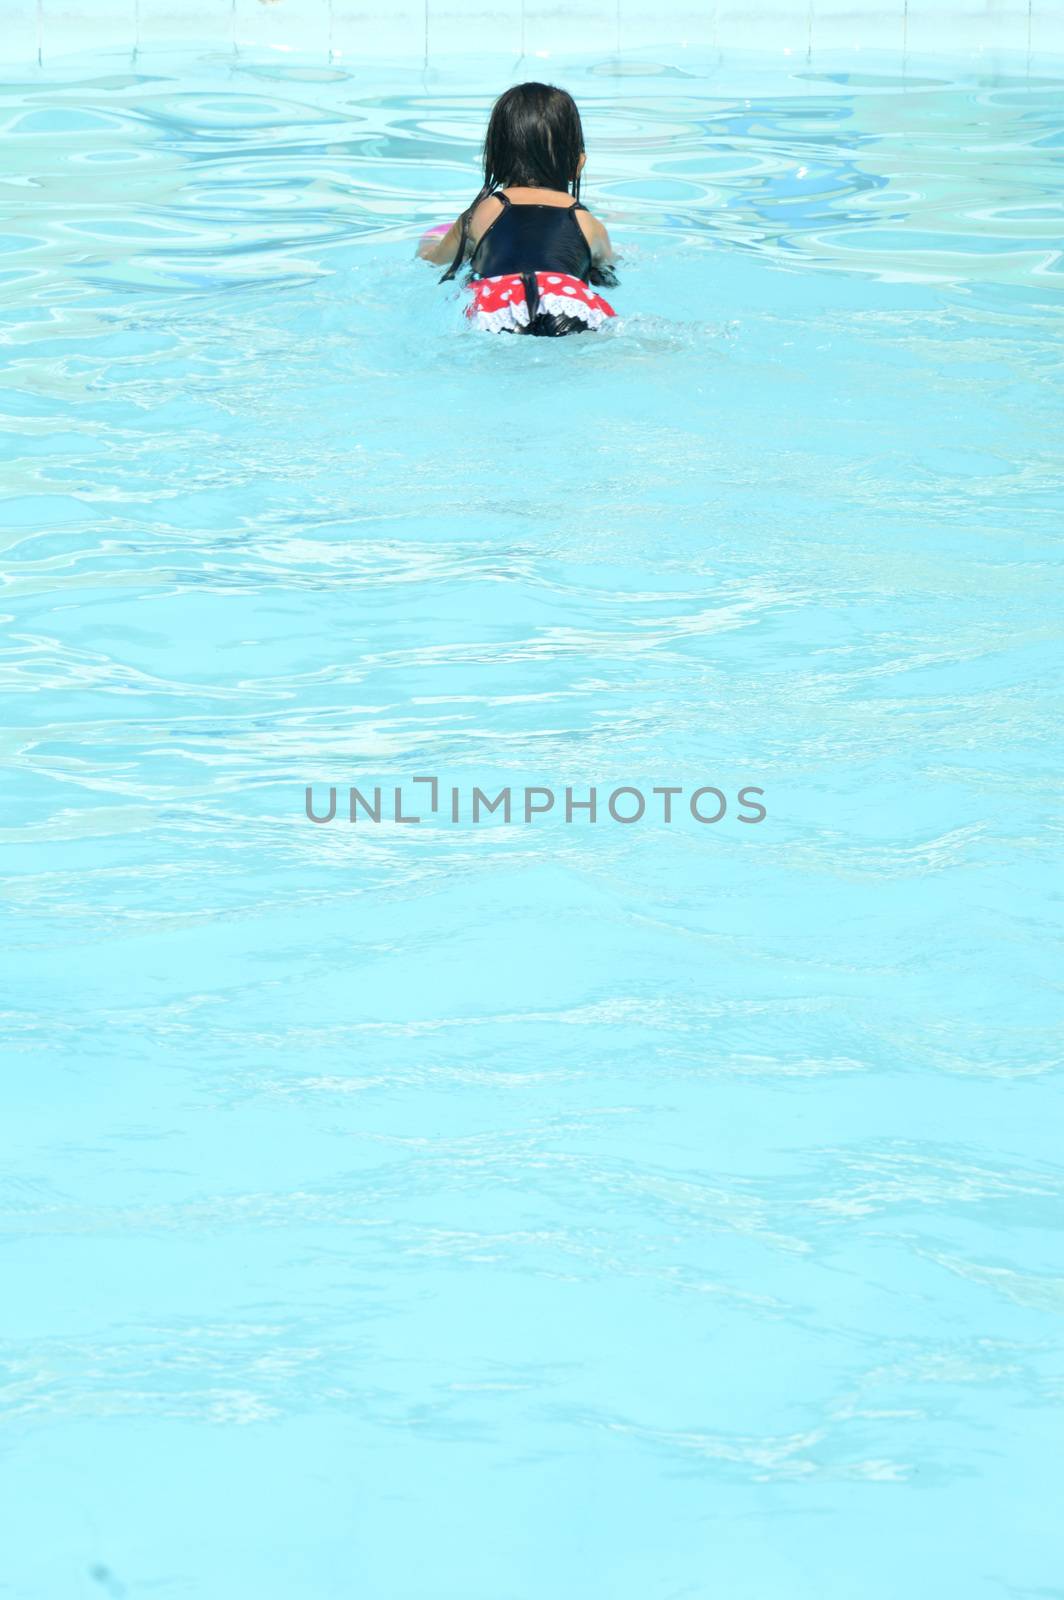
[470,191,505,241]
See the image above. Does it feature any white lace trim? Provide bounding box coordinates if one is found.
[471,292,612,334]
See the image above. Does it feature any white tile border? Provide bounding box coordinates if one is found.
[4,0,1063,67]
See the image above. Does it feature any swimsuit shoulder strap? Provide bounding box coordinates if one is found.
[492,190,511,208]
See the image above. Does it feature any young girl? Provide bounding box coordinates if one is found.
[419,82,617,337]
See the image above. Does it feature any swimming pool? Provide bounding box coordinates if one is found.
[2,34,1063,1600]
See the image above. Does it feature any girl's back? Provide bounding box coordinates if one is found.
[469,192,594,281]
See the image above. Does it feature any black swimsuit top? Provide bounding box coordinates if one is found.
[469,192,594,283]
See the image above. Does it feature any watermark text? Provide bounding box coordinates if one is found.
[304,778,767,826]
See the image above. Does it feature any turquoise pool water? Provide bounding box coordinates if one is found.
[2,46,1063,1600]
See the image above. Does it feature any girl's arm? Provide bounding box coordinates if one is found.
[590,215,615,265]
[419,195,500,267]
[417,219,461,264]
[579,210,618,287]
[576,207,615,266]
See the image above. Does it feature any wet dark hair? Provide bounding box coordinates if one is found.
[440,82,585,283]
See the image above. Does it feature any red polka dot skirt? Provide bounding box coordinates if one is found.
[467,272,616,333]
